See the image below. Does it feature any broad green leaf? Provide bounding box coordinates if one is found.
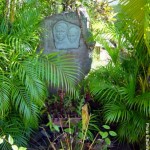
[99,131,108,139]
[64,128,74,134]
[0,138,3,144]
[102,125,110,130]
[8,135,14,145]
[105,138,111,145]
[78,132,83,139]
[53,125,60,132]
[109,131,117,136]
[12,145,18,150]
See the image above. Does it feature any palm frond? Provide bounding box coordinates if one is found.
[144,1,150,54]
[19,59,47,103]
[94,21,125,64]
[133,93,150,117]
[104,102,131,123]
[120,0,145,23]
[88,64,128,102]
[121,74,136,103]
[0,0,81,148]
[37,53,80,95]
[117,111,146,143]
[0,75,11,116]
[119,0,150,55]
[11,83,41,128]
[0,113,32,150]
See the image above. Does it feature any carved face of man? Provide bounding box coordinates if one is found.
[68,27,79,43]
[55,23,67,41]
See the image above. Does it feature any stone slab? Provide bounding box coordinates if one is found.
[40,11,92,80]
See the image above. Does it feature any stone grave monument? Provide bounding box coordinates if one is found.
[40,11,93,80]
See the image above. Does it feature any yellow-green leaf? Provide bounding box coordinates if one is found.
[8,135,14,145]
[82,103,89,130]
[12,145,18,150]
[0,138,4,144]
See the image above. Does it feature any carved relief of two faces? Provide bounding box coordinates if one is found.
[53,21,81,49]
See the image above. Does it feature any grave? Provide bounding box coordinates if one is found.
[40,11,94,80]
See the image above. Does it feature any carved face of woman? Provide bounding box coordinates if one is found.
[55,23,67,41]
[68,27,79,42]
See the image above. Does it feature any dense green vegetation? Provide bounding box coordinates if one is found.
[0,0,149,150]
[0,0,79,149]
[86,0,150,147]
[86,0,150,148]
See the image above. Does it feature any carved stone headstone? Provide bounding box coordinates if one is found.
[40,11,92,80]
[53,20,81,49]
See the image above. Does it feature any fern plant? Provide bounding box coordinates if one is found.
[87,63,149,144]
[0,0,80,149]
[85,0,150,146]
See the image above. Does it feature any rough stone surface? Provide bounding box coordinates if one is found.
[53,20,81,49]
[40,11,92,80]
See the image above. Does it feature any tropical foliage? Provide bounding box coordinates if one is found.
[86,0,150,147]
[0,0,79,149]
[0,0,150,149]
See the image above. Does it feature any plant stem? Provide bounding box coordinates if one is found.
[80,115,91,150]
[41,127,57,150]
[88,133,99,150]
[69,117,72,150]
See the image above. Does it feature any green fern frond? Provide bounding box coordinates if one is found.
[104,102,131,123]
[11,84,41,128]
[119,0,150,55]
[0,113,32,149]
[144,1,150,55]
[117,111,146,143]
[119,0,145,32]
[0,75,11,116]
[134,93,150,117]
[38,53,80,95]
